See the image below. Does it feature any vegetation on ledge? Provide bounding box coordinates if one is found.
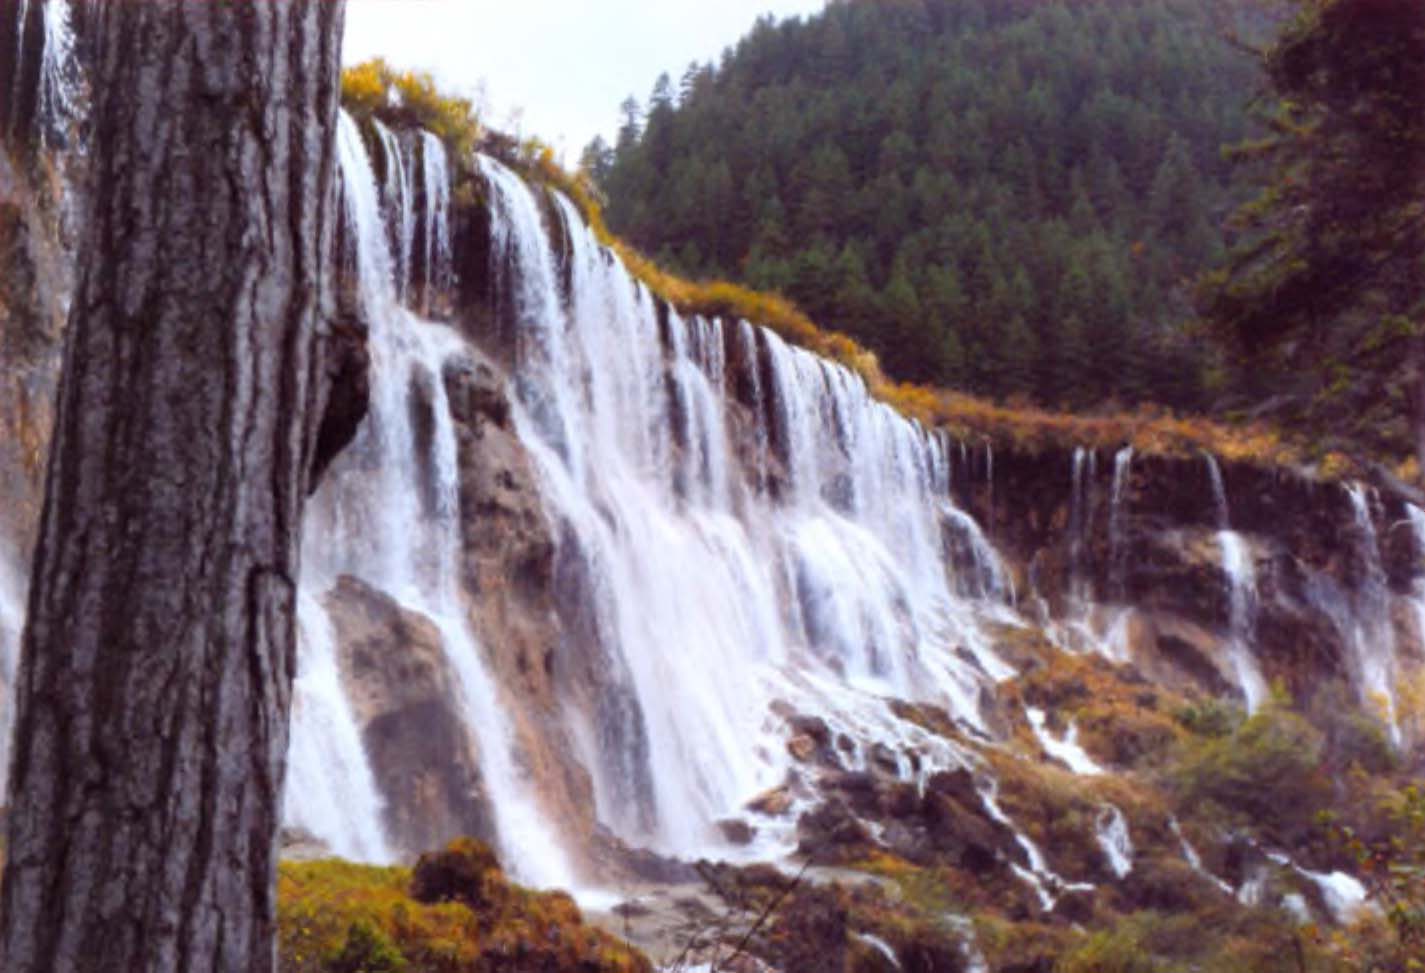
[277,839,651,973]
[338,62,1376,482]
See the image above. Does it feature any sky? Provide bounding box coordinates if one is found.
[344,0,827,161]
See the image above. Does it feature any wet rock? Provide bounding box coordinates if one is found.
[718,818,758,846]
[325,575,492,858]
[588,826,699,885]
[868,742,901,776]
[788,734,819,762]
[748,785,796,817]
[797,799,875,864]
[871,770,1020,875]
[774,886,850,973]
[278,826,332,862]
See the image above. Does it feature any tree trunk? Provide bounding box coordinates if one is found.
[1,3,348,971]
[0,0,45,139]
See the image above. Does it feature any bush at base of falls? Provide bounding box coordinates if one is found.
[1173,703,1329,840]
[276,840,652,973]
[1050,909,1327,973]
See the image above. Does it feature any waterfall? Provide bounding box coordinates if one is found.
[476,153,1013,856]
[1108,446,1133,600]
[1095,804,1134,879]
[288,114,580,888]
[284,593,391,862]
[1068,447,1090,602]
[1026,706,1103,775]
[9,0,81,143]
[1205,456,1268,712]
[418,131,453,308]
[1170,817,1232,894]
[1265,851,1369,924]
[0,542,25,796]
[371,119,414,301]
[1344,484,1400,743]
[1408,505,1425,648]
[978,777,1092,910]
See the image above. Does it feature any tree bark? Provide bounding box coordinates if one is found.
[1,3,348,971]
[0,0,46,139]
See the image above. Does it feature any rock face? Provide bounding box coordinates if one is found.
[957,442,1425,710]
[326,575,493,857]
[442,349,601,863]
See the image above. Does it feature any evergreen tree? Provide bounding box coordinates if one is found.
[594,0,1264,411]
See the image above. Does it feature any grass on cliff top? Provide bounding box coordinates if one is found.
[339,63,1332,478]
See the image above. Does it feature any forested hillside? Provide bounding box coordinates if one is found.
[585,0,1264,410]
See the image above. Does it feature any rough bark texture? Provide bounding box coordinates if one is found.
[0,0,45,139]
[0,3,348,971]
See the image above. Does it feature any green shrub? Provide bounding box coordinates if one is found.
[1175,697,1242,739]
[326,920,406,973]
[1174,704,1327,837]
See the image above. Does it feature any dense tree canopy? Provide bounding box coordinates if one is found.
[588,0,1265,411]
[1202,0,1425,467]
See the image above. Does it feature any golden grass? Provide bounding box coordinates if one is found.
[342,60,482,158]
[277,843,650,973]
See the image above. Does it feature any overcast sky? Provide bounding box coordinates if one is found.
[344,0,827,160]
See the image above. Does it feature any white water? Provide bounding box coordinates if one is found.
[8,0,81,144]
[1345,484,1400,743]
[1095,804,1133,879]
[1107,446,1133,600]
[1206,456,1268,712]
[284,592,391,862]
[0,542,26,795]
[1266,851,1369,924]
[1407,505,1425,654]
[1067,446,1094,605]
[978,776,1092,909]
[478,152,1014,857]
[1025,706,1103,775]
[417,131,453,309]
[287,114,580,888]
[855,932,902,968]
[1170,817,1232,894]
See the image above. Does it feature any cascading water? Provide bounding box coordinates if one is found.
[371,118,414,300]
[283,592,391,862]
[1344,484,1400,743]
[1026,706,1103,775]
[476,153,1015,856]
[1407,504,1425,646]
[1205,456,1268,712]
[1170,817,1232,894]
[8,0,81,143]
[417,131,453,307]
[978,777,1092,909]
[1095,804,1133,879]
[1107,446,1133,601]
[289,114,578,887]
[0,541,26,796]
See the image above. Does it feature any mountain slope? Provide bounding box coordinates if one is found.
[587,0,1264,410]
